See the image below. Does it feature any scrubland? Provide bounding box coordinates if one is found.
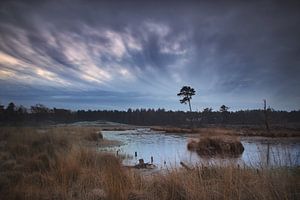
[0,126,299,200]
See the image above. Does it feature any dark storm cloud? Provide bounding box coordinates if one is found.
[0,0,299,110]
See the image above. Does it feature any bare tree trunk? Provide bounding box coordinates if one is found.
[188,100,192,112]
[188,100,193,129]
[263,99,270,132]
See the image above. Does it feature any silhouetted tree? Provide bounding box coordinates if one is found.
[53,108,72,122]
[202,107,213,123]
[31,104,50,114]
[5,102,16,122]
[203,107,213,113]
[16,105,27,122]
[220,105,229,112]
[177,86,195,112]
[31,104,51,122]
[220,105,229,124]
[6,102,16,113]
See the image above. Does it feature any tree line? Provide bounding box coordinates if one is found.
[0,102,299,127]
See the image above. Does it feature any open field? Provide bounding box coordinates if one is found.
[0,126,299,200]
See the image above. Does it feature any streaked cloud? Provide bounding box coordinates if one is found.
[0,0,299,110]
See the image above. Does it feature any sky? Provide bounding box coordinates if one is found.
[0,0,299,111]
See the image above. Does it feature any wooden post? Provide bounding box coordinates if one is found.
[135,151,137,157]
[139,159,144,165]
[180,161,192,170]
[151,156,153,164]
[266,143,270,166]
[138,159,145,168]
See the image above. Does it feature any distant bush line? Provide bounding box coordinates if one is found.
[0,102,300,127]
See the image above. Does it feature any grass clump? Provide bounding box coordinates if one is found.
[188,137,244,157]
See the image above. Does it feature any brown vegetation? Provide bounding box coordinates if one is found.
[151,127,196,133]
[152,126,300,137]
[0,127,130,200]
[102,127,134,131]
[187,137,244,157]
[237,127,300,137]
[0,126,299,200]
[141,165,300,200]
[151,127,240,135]
[84,130,103,141]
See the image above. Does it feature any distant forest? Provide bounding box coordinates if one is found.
[1,102,300,127]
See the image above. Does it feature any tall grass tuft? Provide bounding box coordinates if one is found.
[0,127,129,200]
[187,136,244,157]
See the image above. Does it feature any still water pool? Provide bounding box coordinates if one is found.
[100,129,300,168]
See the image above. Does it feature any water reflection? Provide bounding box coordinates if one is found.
[99,129,300,168]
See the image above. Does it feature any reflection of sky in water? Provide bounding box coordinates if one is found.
[241,140,300,168]
[100,129,300,168]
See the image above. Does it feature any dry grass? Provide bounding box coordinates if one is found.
[187,136,244,157]
[151,127,196,133]
[0,126,129,200]
[0,126,299,200]
[237,127,300,137]
[84,130,103,141]
[102,127,134,131]
[136,165,300,200]
[152,126,300,137]
[151,127,239,136]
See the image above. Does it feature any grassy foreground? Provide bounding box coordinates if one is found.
[0,127,299,200]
